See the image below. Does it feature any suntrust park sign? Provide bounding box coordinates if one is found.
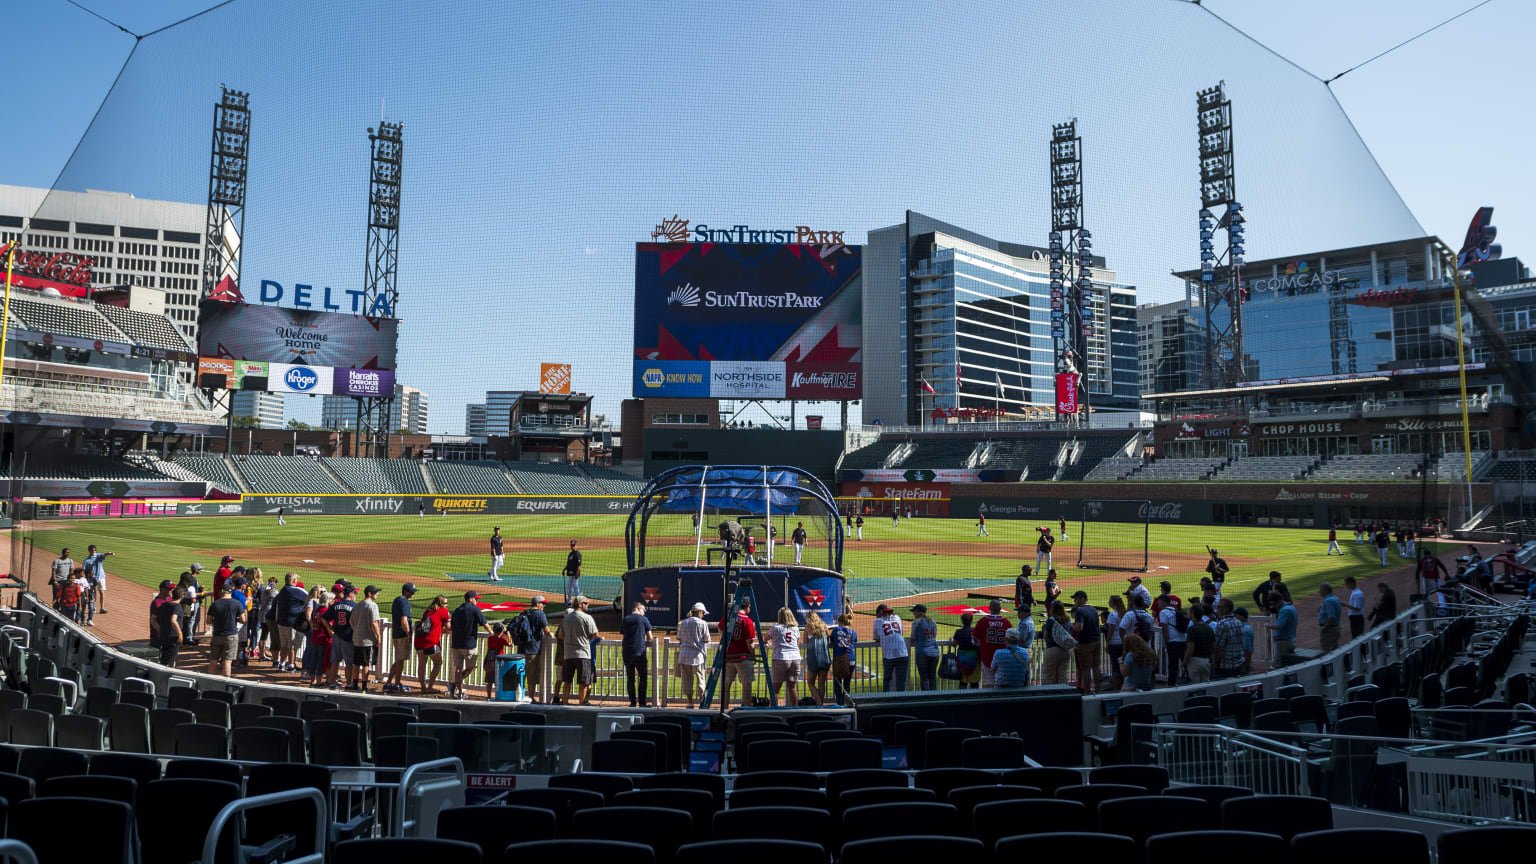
[651,215,846,245]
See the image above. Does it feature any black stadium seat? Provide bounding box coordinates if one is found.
[839,836,984,864]
[550,772,635,802]
[507,839,654,864]
[334,838,481,864]
[1291,828,1429,864]
[677,839,823,864]
[573,806,691,864]
[712,806,834,855]
[727,786,826,810]
[1147,830,1288,864]
[11,797,134,864]
[436,804,556,858]
[1223,795,1332,839]
[503,787,605,836]
[999,831,1134,857]
[842,802,961,843]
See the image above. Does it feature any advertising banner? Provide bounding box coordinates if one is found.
[949,496,1212,523]
[841,481,951,501]
[539,363,572,395]
[633,242,862,398]
[0,242,94,297]
[269,363,333,395]
[233,360,269,390]
[333,367,394,398]
[1055,373,1079,414]
[785,362,861,399]
[708,361,786,399]
[241,494,638,517]
[844,468,990,483]
[788,572,844,625]
[198,357,234,388]
[22,480,207,501]
[627,574,680,629]
[634,360,709,397]
[198,299,398,369]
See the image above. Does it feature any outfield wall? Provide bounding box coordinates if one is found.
[950,480,1496,527]
[19,493,640,519]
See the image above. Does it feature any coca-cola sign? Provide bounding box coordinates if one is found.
[0,242,94,297]
[1139,502,1185,521]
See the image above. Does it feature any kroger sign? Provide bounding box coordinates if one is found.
[270,363,333,395]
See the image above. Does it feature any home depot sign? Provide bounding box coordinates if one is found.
[539,363,572,394]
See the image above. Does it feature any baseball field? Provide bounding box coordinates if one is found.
[7,513,1434,633]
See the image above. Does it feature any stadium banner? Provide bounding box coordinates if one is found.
[233,360,269,390]
[627,574,680,629]
[333,367,394,398]
[269,363,334,395]
[950,496,1212,524]
[539,363,572,394]
[1055,373,1079,414]
[708,361,786,399]
[5,327,133,356]
[21,480,208,505]
[785,362,861,399]
[788,571,844,626]
[632,242,862,399]
[841,481,950,512]
[0,242,94,297]
[30,498,211,519]
[197,299,399,369]
[198,356,234,388]
[240,494,638,517]
[634,360,710,397]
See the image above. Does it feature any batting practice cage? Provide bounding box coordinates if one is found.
[623,465,845,629]
[1077,499,1152,572]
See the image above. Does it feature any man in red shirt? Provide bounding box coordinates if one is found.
[212,556,235,597]
[721,597,757,709]
[971,598,1012,688]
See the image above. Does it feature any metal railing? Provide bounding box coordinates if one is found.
[203,789,327,864]
[1145,722,1536,824]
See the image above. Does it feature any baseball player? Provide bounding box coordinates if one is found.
[418,502,425,518]
[1326,524,1340,555]
[976,511,989,538]
[563,539,582,602]
[891,508,899,528]
[488,526,504,582]
[277,506,286,526]
[1405,527,1416,558]
[855,515,864,541]
[792,521,807,565]
[1059,516,1068,542]
[1034,527,1055,573]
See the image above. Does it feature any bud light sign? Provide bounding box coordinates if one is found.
[270,363,334,395]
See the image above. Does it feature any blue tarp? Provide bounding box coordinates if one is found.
[658,467,803,514]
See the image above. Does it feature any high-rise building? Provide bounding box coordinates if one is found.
[321,384,429,433]
[1137,300,1206,408]
[464,403,487,437]
[863,211,1138,426]
[231,391,285,429]
[0,184,234,342]
[484,391,521,437]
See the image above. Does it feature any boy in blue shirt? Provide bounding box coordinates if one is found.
[830,613,856,705]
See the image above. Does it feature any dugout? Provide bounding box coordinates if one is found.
[622,465,846,629]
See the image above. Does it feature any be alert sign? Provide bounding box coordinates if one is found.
[540,363,572,394]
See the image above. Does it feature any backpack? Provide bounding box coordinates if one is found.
[508,610,535,652]
[1132,610,1155,643]
[414,609,434,638]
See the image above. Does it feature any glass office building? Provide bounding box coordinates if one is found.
[864,211,1138,426]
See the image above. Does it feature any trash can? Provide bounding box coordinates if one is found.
[493,653,526,702]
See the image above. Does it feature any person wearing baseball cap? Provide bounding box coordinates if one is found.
[213,556,235,598]
[346,586,382,692]
[385,583,418,693]
[564,540,582,604]
[1125,575,1152,609]
[523,595,554,703]
[448,590,491,699]
[1153,580,1180,616]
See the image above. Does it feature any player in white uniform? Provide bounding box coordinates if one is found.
[488,527,504,582]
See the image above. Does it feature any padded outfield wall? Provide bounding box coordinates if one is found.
[22,494,639,518]
[949,481,1498,528]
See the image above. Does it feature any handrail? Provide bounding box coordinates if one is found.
[395,757,465,837]
[0,840,38,864]
[201,788,327,864]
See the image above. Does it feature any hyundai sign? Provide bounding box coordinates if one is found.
[270,363,333,395]
[633,242,862,398]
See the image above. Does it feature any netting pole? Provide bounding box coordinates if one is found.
[763,465,773,566]
[692,466,709,567]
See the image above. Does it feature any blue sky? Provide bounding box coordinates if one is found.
[4,0,1529,433]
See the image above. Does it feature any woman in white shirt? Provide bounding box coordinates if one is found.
[767,607,802,706]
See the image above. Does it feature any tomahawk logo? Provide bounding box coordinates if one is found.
[666,284,701,307]
[977,503,988,514]
[641,587,663,604]
[1087,501,1104,518]
[801,589,825,608]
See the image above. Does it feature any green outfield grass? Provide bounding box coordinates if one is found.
[8,514,1441,625]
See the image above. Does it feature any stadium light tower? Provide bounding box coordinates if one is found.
[355,121,403,457]
[202,86,250,436]
[1049,119,1090,422]
[203,86,249,305]
[1196,82,1245,390]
